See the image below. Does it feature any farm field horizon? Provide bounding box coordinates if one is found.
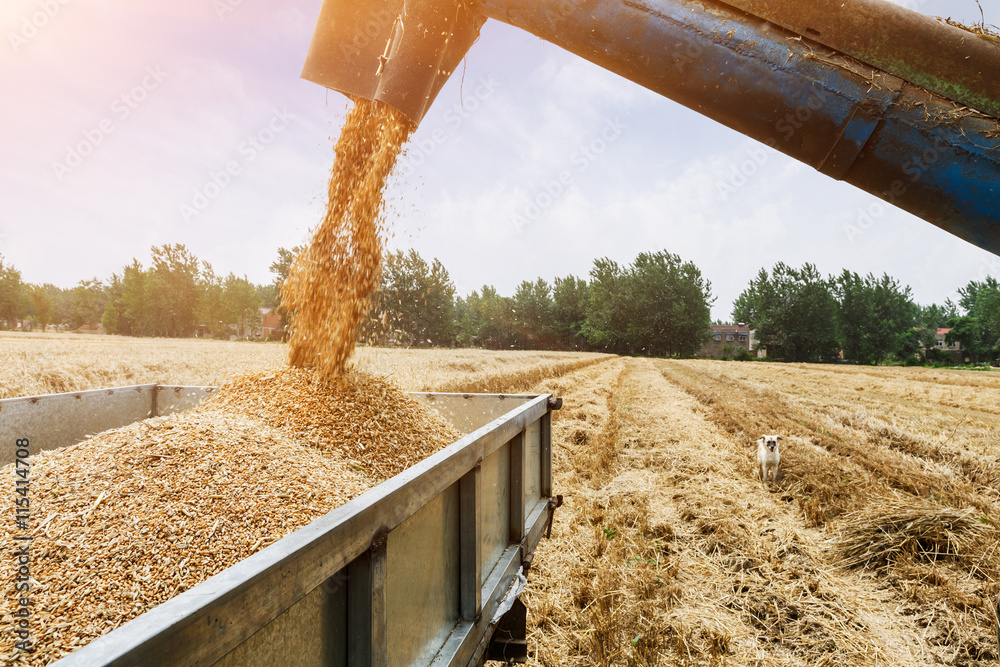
[2,337,999,664]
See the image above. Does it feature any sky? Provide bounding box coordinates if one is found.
[0,0,997,322]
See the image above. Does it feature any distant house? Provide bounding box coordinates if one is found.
[697,324,763,359]
[934,328,959,351]
[927,327,966,363]
[258,307,282,340]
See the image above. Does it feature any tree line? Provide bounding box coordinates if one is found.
[286,248,714,356]
[0,245,273,339]
[733,262,998,364]
[4,247,1000,365]
[1,246,714,356]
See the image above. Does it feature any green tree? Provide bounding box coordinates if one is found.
[920,302,957,330]
[585,250,713,357]
[221,273,263,338]
[70,278,106,329]
[256,283,277,311]
[955,277,1000,361]
[147,244,200,337]
[0,256,28,329]
[379,250,456,346]
[733,262,838,362]
[552,275,589,349]
[583,258,630,352]
[42,284,68,328]
[914,303,953,356]
[102,260,153,336]
[832,271,917,364]
[945,316,983,362]
[198,265,226,338]
[454,293,481,347]
[29,284,54,331]
[476,285,521,349]
[512,279,555,349]
[270,246,304,331]
[122,260,153,335]
[101,274,126,334]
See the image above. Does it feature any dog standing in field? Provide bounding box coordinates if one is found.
[757,435,781,485]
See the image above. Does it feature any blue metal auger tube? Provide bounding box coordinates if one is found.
[302,0,1000,254]
[472,0,1000,253]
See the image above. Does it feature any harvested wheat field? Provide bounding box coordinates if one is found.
[3,351,999,665]
[525,358,1000,666]
[0,332,608,398]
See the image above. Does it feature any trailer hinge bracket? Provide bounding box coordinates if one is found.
[545,494,564,539]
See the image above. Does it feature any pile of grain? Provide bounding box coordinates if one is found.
[0,368,460,666]
[206,368,458,478]
[282,98,414,377]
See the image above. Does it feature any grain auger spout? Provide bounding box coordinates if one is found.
[303,0,1000,255]
[301,0,485,125]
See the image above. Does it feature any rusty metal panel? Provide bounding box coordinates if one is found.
[301,0,485,124]
[0,385,155,464]
[471,0,1000,255]
[717,0,1000,120]
[386,484,461,666]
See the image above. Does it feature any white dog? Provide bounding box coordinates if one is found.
[757,435,781,485]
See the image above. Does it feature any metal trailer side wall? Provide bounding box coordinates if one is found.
[0,385,215,465]
[51,392,555,667]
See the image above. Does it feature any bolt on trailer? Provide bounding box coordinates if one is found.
[2,385,563,665]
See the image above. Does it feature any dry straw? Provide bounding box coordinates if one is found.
[832,498,990,571]
[525,357,1000,665]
